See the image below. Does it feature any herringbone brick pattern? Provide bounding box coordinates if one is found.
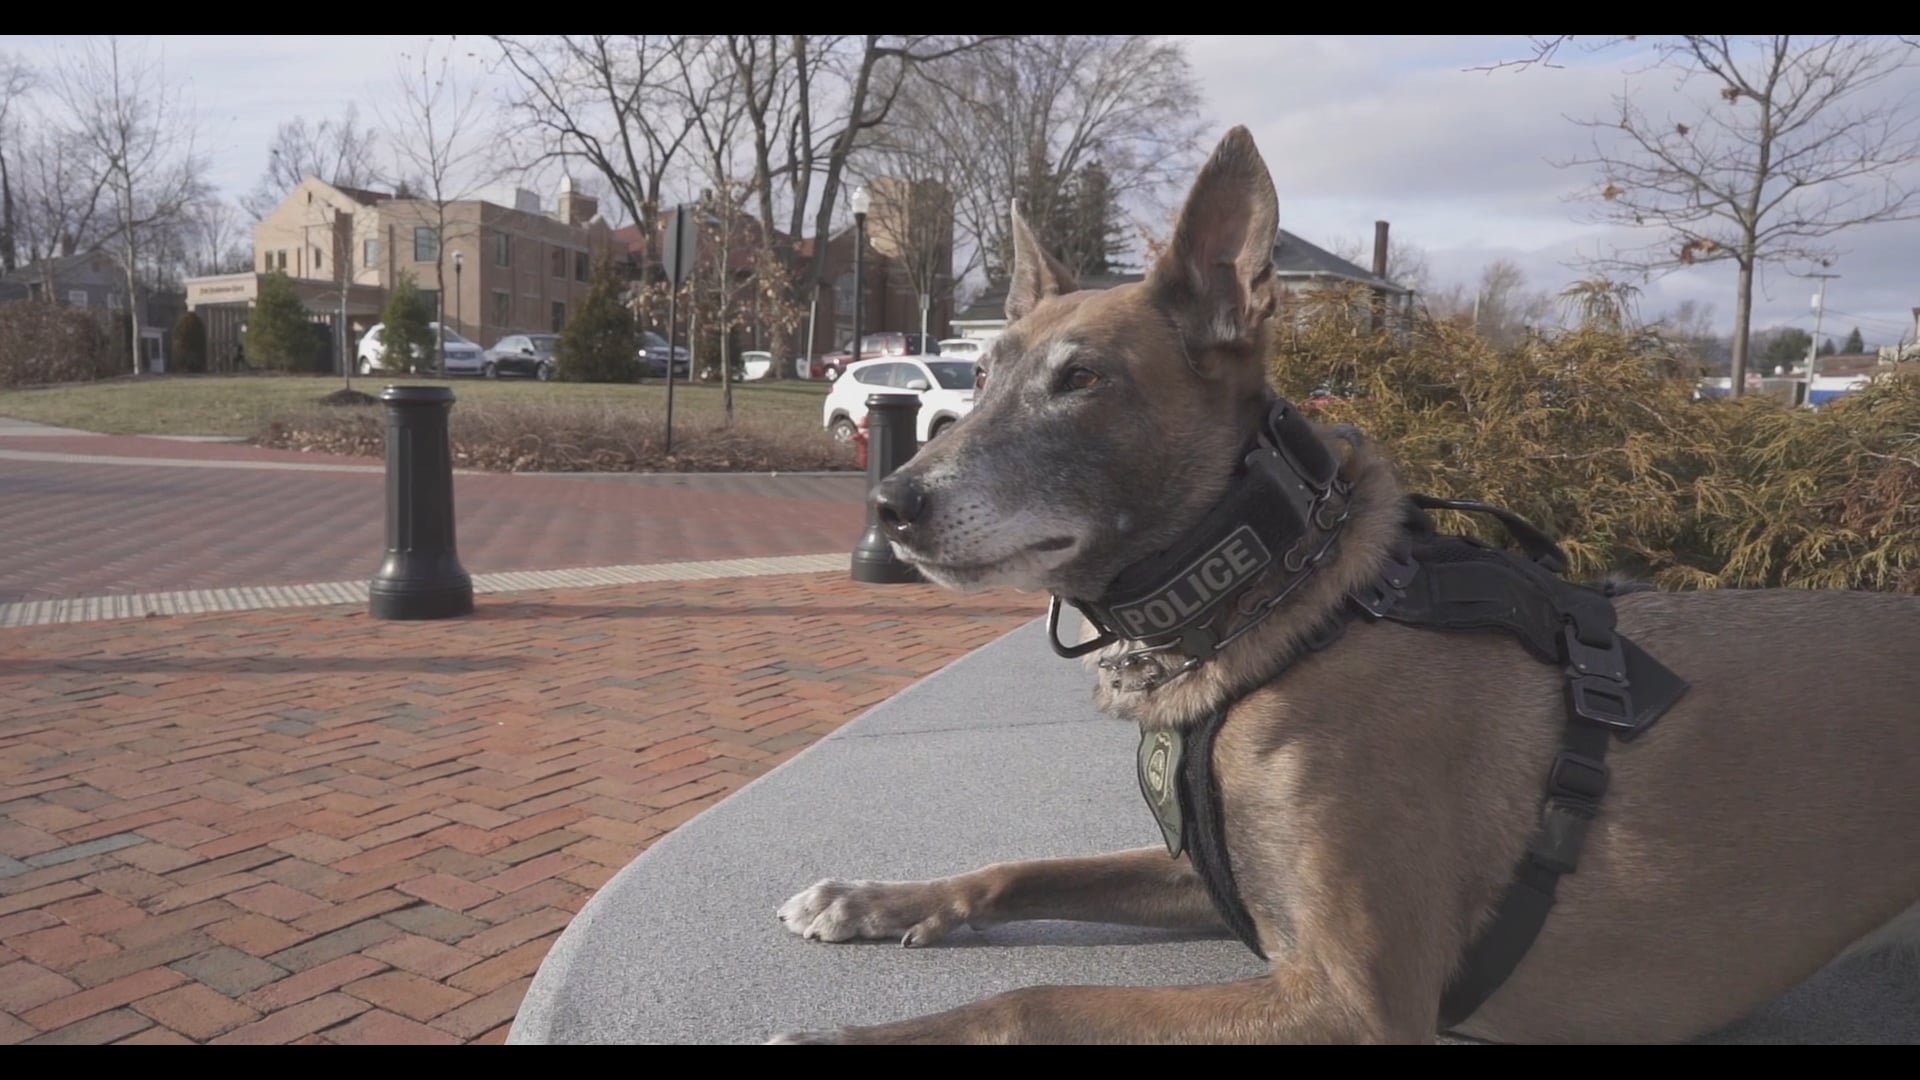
[0,573,1036,1044]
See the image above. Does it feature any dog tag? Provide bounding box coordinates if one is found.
[1137,728,1186,858]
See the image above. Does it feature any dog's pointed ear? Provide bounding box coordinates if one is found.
[1005,198,1079,323]
[1147,126,1280,357]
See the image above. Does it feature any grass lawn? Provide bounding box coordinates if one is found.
[0,373,831,437]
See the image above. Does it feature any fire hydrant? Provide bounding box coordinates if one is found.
[852,413,871,469]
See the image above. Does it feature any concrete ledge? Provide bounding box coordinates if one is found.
[508,618,1920,1044]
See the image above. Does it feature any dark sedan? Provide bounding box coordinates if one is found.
[482,333,560,380]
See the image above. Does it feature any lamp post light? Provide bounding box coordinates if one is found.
[453,250,464,344]
[851,184,870,368]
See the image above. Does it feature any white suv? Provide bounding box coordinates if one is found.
[356,322,485,375]
[822,355,978,444]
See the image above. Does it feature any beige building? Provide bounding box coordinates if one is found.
[186,176,616,370]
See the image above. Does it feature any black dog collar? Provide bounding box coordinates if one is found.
[1046,396,1353,692]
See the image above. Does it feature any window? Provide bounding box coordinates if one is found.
[67,289,87,306]
[494,233,511,267]
[574,251,589,282]
[277,250,288,271]
[313,246,324,271]
[414,226,439,262]
[107,290,122,310]
[364,238,379,268]
[550,300,566,332]
[853,363,900,387]
[550,247,565,279]
[491,290,511,327]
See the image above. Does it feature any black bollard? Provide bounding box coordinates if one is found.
[368,385,474,620]
[850,392,924,584]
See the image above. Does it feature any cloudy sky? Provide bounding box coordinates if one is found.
[11,35,1919,348]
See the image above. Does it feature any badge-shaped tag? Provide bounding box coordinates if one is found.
[1137,728,1186,858]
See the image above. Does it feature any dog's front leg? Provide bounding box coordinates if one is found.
[779,846,1223,947]
[769,971,1427,1045]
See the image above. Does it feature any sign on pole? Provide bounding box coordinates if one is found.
[664,204,697,290]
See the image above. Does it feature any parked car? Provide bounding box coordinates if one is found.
[639,330,690,378]
[822,355,978,444]
[482,333,559,380]
[356,322,484,375]
[936,338,986,363]
[809,332,939,381]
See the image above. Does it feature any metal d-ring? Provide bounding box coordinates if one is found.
[1046,595,1116,659]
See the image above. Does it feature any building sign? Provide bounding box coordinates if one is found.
[185,275,259,309]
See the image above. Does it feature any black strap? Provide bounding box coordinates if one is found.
[1180,705,1268,961]
[1165,517,1690,1035]
[1435,717,1611,1031]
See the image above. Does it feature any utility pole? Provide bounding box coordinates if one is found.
[1801,269,1841,406]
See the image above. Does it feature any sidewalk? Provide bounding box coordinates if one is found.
[0,572,1036,1044]
[0,422,867,605]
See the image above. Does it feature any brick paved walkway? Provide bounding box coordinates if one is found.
[0,574,1037,1044]
[0,431,865,604]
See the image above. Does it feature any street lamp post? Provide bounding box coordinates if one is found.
[453,251,464,345]
[851,185,870,369]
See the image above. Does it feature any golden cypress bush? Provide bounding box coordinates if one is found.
[1269,283,1920,594]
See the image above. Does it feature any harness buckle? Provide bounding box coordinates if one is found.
[1547,749,1610,802]
[1245,447,1318,532]
[1526,751,1610,874]
[1561,622,1637,730]
[1350,551,1419,618]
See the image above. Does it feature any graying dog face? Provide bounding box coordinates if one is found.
[868,126,1284,602]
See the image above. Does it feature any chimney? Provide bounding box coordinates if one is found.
[1370,220,1390,333]
[555,174,598,227]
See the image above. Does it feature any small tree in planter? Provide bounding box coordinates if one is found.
[172,311,209,373]
[556,256,640,383]
[380,271,434,374]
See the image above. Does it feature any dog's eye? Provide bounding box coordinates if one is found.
[1061,367,1104,392]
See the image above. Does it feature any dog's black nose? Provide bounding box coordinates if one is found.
[872,474,927,539]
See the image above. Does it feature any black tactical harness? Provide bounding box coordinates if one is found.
[1048,396,1691,1037]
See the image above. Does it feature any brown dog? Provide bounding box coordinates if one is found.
[770,127,1920,1044]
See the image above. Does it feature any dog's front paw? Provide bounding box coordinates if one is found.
[777,877,970,946]
[766,1028,853,1045]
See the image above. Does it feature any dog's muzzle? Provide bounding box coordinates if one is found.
[871,474,928,542]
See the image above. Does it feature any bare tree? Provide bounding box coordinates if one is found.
[851,155,957,348]
[46,36,208,374]
[714,33,848,376]
[892,36,1205,289]
[1496,36,1920,396]
[791,37,1004,332]
[380,36,492,372]
[239,104,382,219]
[1327,232,1435,295]
[674,35,751,421]
[185,198,251,276]
[0,52,34,272]
[13,122,112,268]
[1420,258,1554,346]
[491,35,702,273]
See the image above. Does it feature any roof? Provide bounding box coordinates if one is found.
[0,251,117,285]
[952,230,1412,327]
[1273,229,1412,295]
[330,183,393,206]
[952,271,1145,326]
